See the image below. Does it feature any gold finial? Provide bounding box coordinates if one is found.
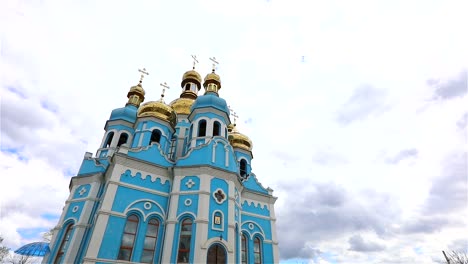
[229,105,239,124]
[138,68,149,84]
[159,82,170,101]
[209,57,219,72]
[191,55,199,70]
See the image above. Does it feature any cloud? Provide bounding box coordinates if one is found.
[336,85,391,125]
[429,70,467,100]
[401,216,452,234]
[385,148,418,164]
[277,182,399,259]
[422,151,467,215]
[456,112,468,130]
[348,234,385,252]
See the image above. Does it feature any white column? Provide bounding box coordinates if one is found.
[161,176,182,263]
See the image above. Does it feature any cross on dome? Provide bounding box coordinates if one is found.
[138,68,149,84]
[191,55,199,69]
[229,105,239,124]
[209,57,219,72]
[159,82,170,101]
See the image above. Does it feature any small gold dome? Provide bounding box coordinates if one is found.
[138,101,176,127]
[170,97,195,115]
[228,124,252,151]
[182,70,202,88]
[128,84,145,95]
[203,71,221,89]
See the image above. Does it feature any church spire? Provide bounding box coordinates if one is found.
[203,57,221,96]
[126,68,148,107]
[180,55,202,99]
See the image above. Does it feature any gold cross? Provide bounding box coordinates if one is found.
[209,57,219,72]
[191,55,199,69]
[138,68,149,83]
[159,82,170,101]
[229,105,239,124]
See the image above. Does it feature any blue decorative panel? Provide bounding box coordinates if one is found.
[120,169,171,193]
[111,186,169,216]
[180,176,200,191]
[176,194,199,216]
[241,200,270,217]
[77,158,108,176]
[72,184,91,199]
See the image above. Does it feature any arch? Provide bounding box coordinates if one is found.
[240,159,247,177]
[253,236,262,264]
[241,233,248,264]
[53,222,74,264]
[117,132,129,147]
[118,214,140,261]
[104,132,114,148]
[184,83,191,91]
[206,243,227,264]
[198,120,207,137]
[213,121,221,136]
[150,129,162,145]
[140,217,160,263]
[177,218,193,263]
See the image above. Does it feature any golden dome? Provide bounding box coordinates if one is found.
[228,124,252,151]
[182,69,202,88]
[137,100,176,127]
[170,97,195,115]
[128,84,145,95]
[203,71,221,89]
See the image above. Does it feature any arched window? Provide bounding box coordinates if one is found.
[117,133,129,147]
[225,128,227,137]
[184,83,190,91]
[104,132,114,148]
[118,215,139,261]
[198,120,207,137]
[241,234,248,264]
[54,224,73,264]
[150,130,161,144]
[177,218,193,263]
[213,121,221,136]
[254,237,262,264]
[240,159,247,177]
[141,218,159,263]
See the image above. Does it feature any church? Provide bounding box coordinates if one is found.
[42,57,279,264]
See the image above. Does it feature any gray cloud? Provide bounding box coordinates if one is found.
[429,70,467,100]
[336,85,390,125]
[422,152,467,215]
[277,182,400,259]
[348,234,385,252]
[401,216,451,234]
[385,148,418,164]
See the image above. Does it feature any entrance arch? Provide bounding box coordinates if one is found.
[206,243,227,264]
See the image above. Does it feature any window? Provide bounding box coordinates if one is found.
[118,215,139,261]
[241,234,247,264]
[240,159,247,177]
[141,218,159,263]
[254,237,262,264]
[213,121,221,136]
[117,133,129,147]
[104,132,114,148]
[177,219,193,263]
[54,224,73,264]
[198,120,207,137]
[150,130,161,144]
[184,83,190,91]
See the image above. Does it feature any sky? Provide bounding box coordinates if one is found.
[0,0,467,263]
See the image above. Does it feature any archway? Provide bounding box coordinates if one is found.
[206,243,226,264]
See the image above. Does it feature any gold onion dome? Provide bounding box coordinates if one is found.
[203,70,221,89]
[128,83,145,96]
[170,97,195,115]
[137,100,176,127]
[182,69,202,88]
[228,124,252,151]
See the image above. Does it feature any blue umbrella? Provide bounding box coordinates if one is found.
[14,242,50,257]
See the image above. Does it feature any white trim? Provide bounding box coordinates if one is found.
[241,221,266,240]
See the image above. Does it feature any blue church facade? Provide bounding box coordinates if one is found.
[43,63,279,264]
